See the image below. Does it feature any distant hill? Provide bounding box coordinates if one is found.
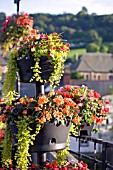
[0,7,113,46]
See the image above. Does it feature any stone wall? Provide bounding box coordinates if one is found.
[69,80,113,96]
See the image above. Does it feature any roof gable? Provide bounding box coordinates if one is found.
[72,53,113,72]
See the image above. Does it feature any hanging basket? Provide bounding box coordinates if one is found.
[9,120,71,153]
[17,56,53,83]
[30,121,71,152]
[79,122,94,136]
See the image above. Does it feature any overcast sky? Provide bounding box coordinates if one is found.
[1,0,113,16]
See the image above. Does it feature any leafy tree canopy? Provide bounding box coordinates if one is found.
[0,8,113,46]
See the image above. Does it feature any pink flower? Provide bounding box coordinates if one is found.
[40,33,46,39]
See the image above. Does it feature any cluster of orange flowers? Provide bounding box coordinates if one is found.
[1,13,33,33]
[0,90,77,126]
[16,13,33,27]
[35,93,76,124]
[0,13,34,54]
[0,85,110,133]
[1,13,70,58]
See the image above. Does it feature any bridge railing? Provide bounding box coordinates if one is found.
[70,135,113,170]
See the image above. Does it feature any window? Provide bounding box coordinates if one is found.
[86,75,88,80]
[94,75,96,80]
[98,75,100,80]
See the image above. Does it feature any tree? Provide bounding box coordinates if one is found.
[71,71,84,79]
[86,43,100,52]
[108,43,113,54]
[100,45,108,53]
[0,12,6,27]
[76,7,88,17]
[88,30,102,45]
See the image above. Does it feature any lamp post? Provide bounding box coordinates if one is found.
[14,0,21,94]
[13,0,47,167]
[14,0,20,14]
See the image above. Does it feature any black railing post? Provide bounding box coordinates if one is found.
[78,136,81,161]
[101,142,107,170]
[70,135,113,169]
[94,141,97,170]
[34,82,47,167]
[15,72,20,97]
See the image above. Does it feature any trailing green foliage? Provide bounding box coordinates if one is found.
[2,51,18,101]
[56,132,70,165]
[1,124,12,168]
[14,116,41,170]
[32,48,66,87]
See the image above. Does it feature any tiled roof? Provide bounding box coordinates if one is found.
[71,53,113,72]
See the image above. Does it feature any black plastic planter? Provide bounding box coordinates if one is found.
[79,122,94,136]
[17,56,53,83]
[9,121,71,166]
[9,121,71,152]
[30,121,71,152]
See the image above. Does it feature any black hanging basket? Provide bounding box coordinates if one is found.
[30,121,71,152]
[79,122,94,136]
[17,56,53,83]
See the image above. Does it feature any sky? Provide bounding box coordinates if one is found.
[0,0,113,16]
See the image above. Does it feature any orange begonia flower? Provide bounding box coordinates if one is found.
[53,111,63,118]
[61,105,71,116]
[53,95,64,105]
[92,115,97,122]
[72,116,82,124]
[36,116,46,123]
[30,29,37,37]
[35,107,41,111]
[43,110,49,115]
[19,97,26,104]
[38,95,48,106]
[22,110,27,115]
[73,89,79,95]
[46,113,52,120]
[64,98,75,107]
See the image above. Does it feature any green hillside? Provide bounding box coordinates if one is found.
[0,7,113,51]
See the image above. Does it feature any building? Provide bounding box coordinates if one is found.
[63,53,113,96]
[71,53,113,81]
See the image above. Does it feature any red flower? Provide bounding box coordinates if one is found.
[66,43,70,47]
[94,92,101,98]
[65,85,72,91]
[52,162,59,168]
[104,107,109,113]
[0,138,3,142]
[46,162,53,168]
[79,161,88,168]
[31,164,37,168]
[105,100,110,104]
[61,167,68,170]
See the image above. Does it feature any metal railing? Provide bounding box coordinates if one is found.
[70,135,113,170]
